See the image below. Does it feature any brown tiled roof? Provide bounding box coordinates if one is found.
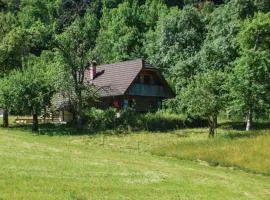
[85,59,144,97]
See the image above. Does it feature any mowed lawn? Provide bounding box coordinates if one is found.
[0,128,270,199]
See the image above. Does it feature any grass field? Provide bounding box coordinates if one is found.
[151,129,270,175]
[0,127,270,199]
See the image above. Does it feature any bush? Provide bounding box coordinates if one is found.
[84,108,208,132]
[139,111,207,131]
[84,108,117,131]
[117,108,138,129]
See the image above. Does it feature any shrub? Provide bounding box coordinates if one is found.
[84,108,208,132]
[139,111,207,131]
[139,111,184,131]
[84,108,117,131]
[117,108,138,129]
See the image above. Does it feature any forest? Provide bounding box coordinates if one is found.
[0,0,270,136]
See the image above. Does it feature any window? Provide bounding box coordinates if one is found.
[144,75,151,84]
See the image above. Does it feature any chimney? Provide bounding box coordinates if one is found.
[89,60,97,80]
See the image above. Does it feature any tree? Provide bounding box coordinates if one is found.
[0,76,14,127]
[0,22,53,127]
[18,0,59,56]
[55,12,98,129]
[254,0,270,13]
[229,51,270,131]
[198,0,256,71]
[9,52,57,131]
[146,6,206,114]
[170,0,257,125]
[228,12,270,131]
[139,0,168,31]
[0,1,58,127]
[144,6,205,72]
[180,70,226,137]
[57,0,92,30]
[94,1,143,63]
[19,0,60,28]
[0,11,22,127]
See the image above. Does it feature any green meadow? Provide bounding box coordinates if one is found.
[0,127,270,200]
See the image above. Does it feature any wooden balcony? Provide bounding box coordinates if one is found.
[127,83,168,97]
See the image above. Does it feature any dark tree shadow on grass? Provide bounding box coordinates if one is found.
[219,121,270,130]
[223,130,269,140]
[5,116,209,136]
[7,123,97,136]
[218,121,270,139]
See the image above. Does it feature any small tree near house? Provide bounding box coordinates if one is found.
[8,53,56,132]
[180,70,226,137]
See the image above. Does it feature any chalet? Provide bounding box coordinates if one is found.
[86,59,174,111]
[57,59,175,122]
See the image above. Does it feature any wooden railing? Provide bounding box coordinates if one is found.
[15,117,65,124]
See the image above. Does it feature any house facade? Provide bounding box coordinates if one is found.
[85,59,175,112]
[57,59,175,123]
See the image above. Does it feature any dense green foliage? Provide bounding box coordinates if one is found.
[228,12,270,130]
[180,70,227,136]
[84,108,207,132]
[4,52,57,131]
[0,0,270,134]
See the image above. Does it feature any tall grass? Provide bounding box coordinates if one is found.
[151,130,270,175]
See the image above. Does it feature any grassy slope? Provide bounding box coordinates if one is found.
[0,128,270,200]
[151,129,270,175]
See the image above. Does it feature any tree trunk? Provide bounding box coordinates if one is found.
[208,115,217,138]
[76,90,83,130]
[3,108,9,128]
[244,38,257,131]
[209,124,215,138]
[32,113,39,132]
[214,115,217,135]
[43,107,46,123]
[246,109,253,131]
[76,112,83,130]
